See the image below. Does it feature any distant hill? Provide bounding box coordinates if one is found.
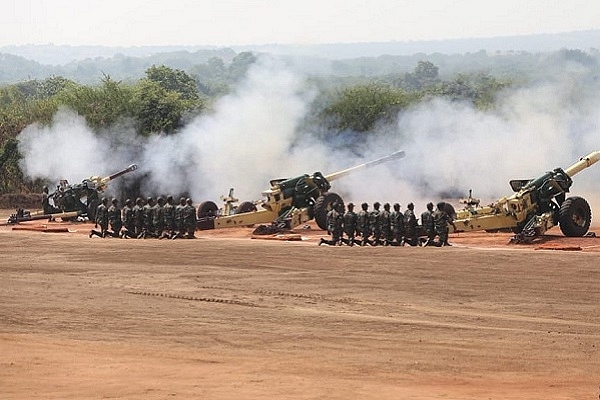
[0,30,599,85]
[235,30,600,59]
[2,30,599,66]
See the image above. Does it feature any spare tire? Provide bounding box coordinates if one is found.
[558,196,591,237]
[313,192,344,231]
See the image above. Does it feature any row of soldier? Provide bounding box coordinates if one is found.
[319,201,455,247]
[89,196,197,239]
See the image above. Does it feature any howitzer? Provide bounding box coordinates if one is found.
[448,151,600,243]
[197,150,405,232]
[49,164,138,220]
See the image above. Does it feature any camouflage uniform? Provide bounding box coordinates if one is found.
[121,199,136,238]
[42,186,59,215]
[182,198,197,238]
[319,203,344,246]
[89,197,109,238]
[107,198,122,238]
[342,203,358,246]
[369,202,382,245]
[160,195,176,239]
[139,197,156,238]
[356,202,372,246]
[153,197,165,239]
[173,197,187,239]
[380,203,393,245]
[420,202,436,246]
[433,202,454,246]
[132,198,145,238]
[403,202,419,246]
[390,203,404,246]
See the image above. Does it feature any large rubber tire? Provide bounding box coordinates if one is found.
[236,201,257,214]
[313,192,344,231]
[558,196,591,237]
[197,201,218,219]
[236,201,258,227]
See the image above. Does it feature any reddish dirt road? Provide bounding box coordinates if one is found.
[1,216,600,399]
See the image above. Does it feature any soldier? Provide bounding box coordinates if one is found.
[132,197,145,239]
[403,202,419,246]
[433,202,456,247]
[107,198,122,238]
[380,202,393,246]
[390,203,405,246]
[153,196,166,239]
[369,201,382,246]
[319,202,344,246]
[42,186,59,215]
[356,202,372,246]
[159,195,176,239]
[420,202,436,246]
[342,202,358,246]
[182,198,197,239]
[172,197,187,239]
[89,197,109,238]
[121,198,136,238]
[139,197,156,239]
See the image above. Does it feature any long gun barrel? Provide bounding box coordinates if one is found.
[324,150,405,182]
[101,164,138,184]
[564,151,600,177]
[88,164,138,191]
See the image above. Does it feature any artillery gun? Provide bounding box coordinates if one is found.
[5,164,138,225]
[20,164,137,223]
[197,150,405,232]
[47,164,138,221]
[448,151,600,243]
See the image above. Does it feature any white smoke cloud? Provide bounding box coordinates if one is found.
[18,110,113,182]
[16,53,600,218]
[137,56,321,202]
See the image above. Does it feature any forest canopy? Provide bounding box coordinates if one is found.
[1,47,598,197]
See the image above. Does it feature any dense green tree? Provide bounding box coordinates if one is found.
[427,73,509,109]
[0,138,24,193]
[403,60,441,90]
[322,84,415,132]
[56,75,134,130]
[191,57,230,96]
[0,80,60,148]
[145,65,200,102]
[132,66,204,135]
[132,80,187,135]
[228,52,257,81]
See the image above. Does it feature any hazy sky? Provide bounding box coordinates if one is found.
[2,0,600,47]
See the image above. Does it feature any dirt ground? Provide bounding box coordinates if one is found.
[1,211,600,400]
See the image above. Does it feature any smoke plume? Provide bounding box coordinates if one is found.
[17,54,600,216]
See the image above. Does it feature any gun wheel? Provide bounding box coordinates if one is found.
[236,201,257,214]
[236,201,258,227]
[559,196,591,237]
[314,192,344,231]
[197,201,218,219]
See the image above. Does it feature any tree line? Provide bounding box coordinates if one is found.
[2,47,597,195]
